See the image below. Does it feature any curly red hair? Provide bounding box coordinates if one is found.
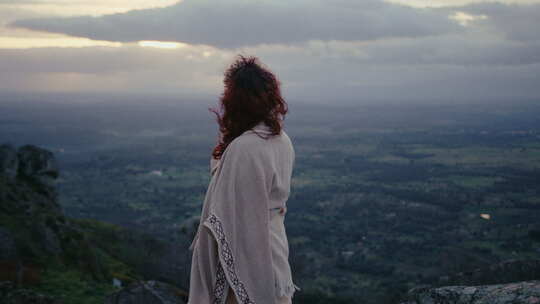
[209,55,288,160]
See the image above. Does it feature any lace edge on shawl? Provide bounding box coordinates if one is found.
[203,213,256,304]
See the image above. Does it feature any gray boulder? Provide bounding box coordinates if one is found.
[105,280,187,304]
[402,280,540,304]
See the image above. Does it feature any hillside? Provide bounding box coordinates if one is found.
[0,144,187,304]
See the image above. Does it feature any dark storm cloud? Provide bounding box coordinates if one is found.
[9,0,460,48]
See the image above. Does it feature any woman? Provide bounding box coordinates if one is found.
[187,55,300,304]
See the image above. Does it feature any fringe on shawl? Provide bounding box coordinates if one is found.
[276,279,301,298]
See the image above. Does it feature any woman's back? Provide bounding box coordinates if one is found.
[188,55,296,304]
[239,123,295,209]
[223,123,299,303]
[189,123,299,304]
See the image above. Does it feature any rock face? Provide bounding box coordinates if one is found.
[441,259,540,286]
[0,144,107,285]
[402,280,540,304]
[105,281,187,304]
[1,144,58,285]
[0,144,61,218]
[1,144,59,196]
[16,145,59,190]
[0,145,62,260]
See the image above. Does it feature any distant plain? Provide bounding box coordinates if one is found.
[2,93,539,303]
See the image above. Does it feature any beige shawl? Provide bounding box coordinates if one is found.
[188,122,299,304]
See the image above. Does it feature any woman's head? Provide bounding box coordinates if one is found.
[210,55,288,159]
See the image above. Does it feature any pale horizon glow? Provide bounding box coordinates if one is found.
[0,0,180,49]
[450,12,488,26]
[385,0,540,7]
[1,0,180,17]
[138,40,187,49]
[0,36,123,49]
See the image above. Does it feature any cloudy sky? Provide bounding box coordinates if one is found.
[0,0,539,103]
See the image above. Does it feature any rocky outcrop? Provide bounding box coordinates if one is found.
[1,145,57,285]
[16,145,59,190]
[0,144,61,218]
[0,144,107,284]
[105,281,187,304]
[402,259,540,303]
[441,259,540,286]
[402,280,540,304]
[1,144,59,200]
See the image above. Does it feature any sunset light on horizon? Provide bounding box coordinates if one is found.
[138,40,187,49]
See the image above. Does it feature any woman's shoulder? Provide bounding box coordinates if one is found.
[228,131,268,155]
[235,127,290,147]
[224,122,291,155]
